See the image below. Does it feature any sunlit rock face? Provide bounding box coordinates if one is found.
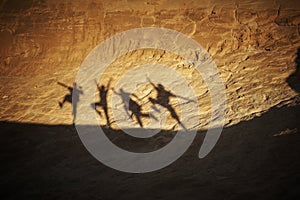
[0,0,299,128]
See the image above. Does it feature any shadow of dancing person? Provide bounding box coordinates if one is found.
[58,82,83,124]
[147,78,196,131]
[113,88,157,128]
[91,79,112,127]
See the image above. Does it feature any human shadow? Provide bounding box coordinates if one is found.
[148,78,195,131]
[2,48,300,200]
[1,101,299,199]
[58,82,83,124]
[287,47,300,94]
[113,88,157,128]
[91,79,111,127]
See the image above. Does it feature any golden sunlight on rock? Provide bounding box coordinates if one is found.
[0,0,300,199]
[0,0,299,127]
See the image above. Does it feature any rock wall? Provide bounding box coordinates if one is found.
[0,0,299,127]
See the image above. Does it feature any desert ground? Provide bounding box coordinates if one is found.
[0,0,300,199]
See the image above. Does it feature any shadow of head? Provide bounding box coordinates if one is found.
[287,47,300,94]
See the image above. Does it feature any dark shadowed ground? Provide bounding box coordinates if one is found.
[1,1,300,199]
[1,97,300,200]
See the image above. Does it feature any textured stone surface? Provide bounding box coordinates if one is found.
[1,1,300,199]
[0,0,299,128]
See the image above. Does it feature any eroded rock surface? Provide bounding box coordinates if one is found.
[0,0,299,128]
